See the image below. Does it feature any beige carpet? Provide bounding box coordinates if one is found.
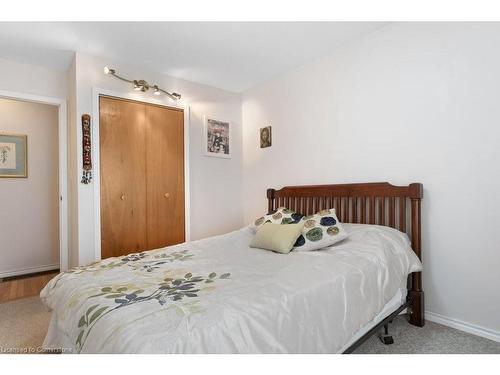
[353,315,500,354]
[0,296,52,353]
[1,297,499,354]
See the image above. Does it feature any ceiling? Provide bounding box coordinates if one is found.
[0,22,386,92]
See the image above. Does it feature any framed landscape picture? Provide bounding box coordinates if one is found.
[204,117,231,159]
[0,133,27,178]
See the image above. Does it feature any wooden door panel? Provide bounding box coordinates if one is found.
[100,96,147,258]
[146,105,185,249]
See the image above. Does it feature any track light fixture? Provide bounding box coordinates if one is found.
[104,66,181,100]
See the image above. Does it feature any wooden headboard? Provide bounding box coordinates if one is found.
[267,182,425,326]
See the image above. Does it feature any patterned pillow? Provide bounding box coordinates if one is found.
[293,208,348,251]
[252,207,304,232]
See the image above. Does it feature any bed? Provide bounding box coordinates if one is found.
[41,182,425,353]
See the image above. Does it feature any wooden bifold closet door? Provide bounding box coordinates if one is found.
[145,104,185,250]
[99,96,185,259]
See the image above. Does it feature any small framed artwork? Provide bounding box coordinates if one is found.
[260,126,272,148]
[0,133,27,178]
[204,116,231,158]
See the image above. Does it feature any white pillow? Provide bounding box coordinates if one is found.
[251,207,304,232]
[293,208,348,251]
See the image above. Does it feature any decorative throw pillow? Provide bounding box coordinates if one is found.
[252,207,304,232]
[250,223,303,254]
[293,208,348,251]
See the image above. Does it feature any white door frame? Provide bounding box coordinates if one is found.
[92,88,190,261]
[0,89,69,273]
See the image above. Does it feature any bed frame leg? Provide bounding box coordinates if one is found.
[379,323,394,345]
[409,290,425,327]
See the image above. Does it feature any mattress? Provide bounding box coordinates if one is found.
[41,223,422,353]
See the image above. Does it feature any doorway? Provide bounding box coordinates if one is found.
[0,90,68,279]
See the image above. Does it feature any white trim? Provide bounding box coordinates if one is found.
[184,106,191,242]
[58,101,68,272]
[426,311,500,343]
[0,264,60,279]
[92,88,191,262]
[0,89,69,273]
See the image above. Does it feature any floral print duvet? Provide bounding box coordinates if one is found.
[41,224,421,353]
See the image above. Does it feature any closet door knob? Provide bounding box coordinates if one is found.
[164,193,170,199]
[120,194,126,201]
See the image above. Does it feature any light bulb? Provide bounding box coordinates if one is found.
[133,80,141,91]
[153,85,161,95]
[104,66,115,75]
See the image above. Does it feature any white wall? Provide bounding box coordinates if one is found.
[0,99,59,277]
[73,52,243,266]
[66,56,78,268]
[242,23,500,336]
[0,57,67,99]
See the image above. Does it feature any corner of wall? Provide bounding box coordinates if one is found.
[66,54,79,268]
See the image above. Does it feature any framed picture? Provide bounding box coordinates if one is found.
[260,126,272,148]
[204,116,231,158]
[0,133,27,178]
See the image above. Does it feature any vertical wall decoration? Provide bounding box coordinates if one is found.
[81,114,92,184]
[260,126,272,148]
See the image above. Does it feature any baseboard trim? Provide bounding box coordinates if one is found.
[426,311,500,343]
[0,264,60,279]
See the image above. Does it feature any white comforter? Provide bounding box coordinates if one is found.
[41,224,422,353]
